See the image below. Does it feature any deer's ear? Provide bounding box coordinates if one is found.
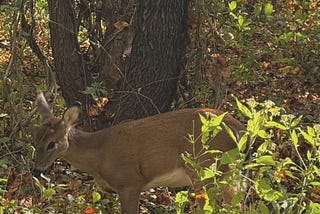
[37,92,53,121]
[63,106,80,128]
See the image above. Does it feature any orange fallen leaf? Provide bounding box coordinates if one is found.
[84,207,95,214]
[195,191,207,200]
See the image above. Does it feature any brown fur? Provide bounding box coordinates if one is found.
[33,92,245,214]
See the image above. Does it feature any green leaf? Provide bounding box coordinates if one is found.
[258,130,273,139]
[247,114,264,137]
[265,121,287,130]
[282,169,296,180]
[175,191,189,214]
[203,188,217,212]
[314,124,320,133]
[223,122,237,143]
[258,201,270,213]
[264,2,274,16]
[229,1,237,12]
[200,168,215,181]
[279,32,294,42]
[0,178,7,183]
[229,11,237,19]
[199,113,208,125]
[236,98,252,118]
[243,19,252,27]
[244,162,264,170]
[221,148,239,164]
[307,126,316,137]
[238,15,244,27]
[268,106,281,117]
[238,133,248,152]
[181,153,198,170]
[92,191,101,203]
[83,82,108,101]
[280,157,295,167]
[231,192,244,207]
[307,150,312,160]
[291,130,298,145]
[175,191,188,203]
[212,112,227,126]
[313,166,320,176]
[200,113,225,145]
[300,130,314,145]
[257,141,269,154]
[310,182,320,187]
[256,155,276,166]
[255,178,283,201]
[44,188,56,198]
[308,202,320,214]
[291,115,302,127]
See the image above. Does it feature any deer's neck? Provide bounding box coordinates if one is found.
[62,128,106,175]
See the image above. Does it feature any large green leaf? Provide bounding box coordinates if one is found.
[256,155,276,166]
[255,178,283,201]
[221,148,239,164]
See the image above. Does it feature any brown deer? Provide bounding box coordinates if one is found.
[32,92,245,214]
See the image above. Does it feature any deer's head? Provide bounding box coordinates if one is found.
[33,92,80,176]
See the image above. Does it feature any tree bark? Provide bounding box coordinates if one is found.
[114,0,189,123]
[47,0,91,128]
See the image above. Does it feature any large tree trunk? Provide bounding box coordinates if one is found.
[114,0,189,123]
[47,0,91,128]
[47,0,189,127]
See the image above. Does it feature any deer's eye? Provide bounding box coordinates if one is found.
[47,142,56,151]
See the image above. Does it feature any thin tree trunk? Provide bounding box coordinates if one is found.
[47,0,91,128]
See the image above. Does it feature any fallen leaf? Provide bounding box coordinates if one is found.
[114,21,129,30]
[84,207,95,214]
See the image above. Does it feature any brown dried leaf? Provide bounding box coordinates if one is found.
[114,21,129,30]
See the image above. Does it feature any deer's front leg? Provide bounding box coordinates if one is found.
[119,187,140,214]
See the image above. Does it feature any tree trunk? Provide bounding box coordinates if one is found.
[47,0,91,128]
[114,0,189,123]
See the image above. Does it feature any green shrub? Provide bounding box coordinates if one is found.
[179,98,320,213]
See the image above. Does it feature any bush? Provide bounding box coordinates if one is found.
[179,98,320,213]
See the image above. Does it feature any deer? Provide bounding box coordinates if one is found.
[32,92,245,214]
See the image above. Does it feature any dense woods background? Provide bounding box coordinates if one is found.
[1,0,320,213]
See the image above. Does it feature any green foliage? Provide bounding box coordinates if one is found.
[83,82,108,101]
[182,111,240,213]
[264,2,274,16]
[181,98,320,213]
[30,177,118,213]
[92,191,101,203]
[1,0,320,213]
[186,0,320,110]
[33,175,59,200]
[175,191,189,214]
